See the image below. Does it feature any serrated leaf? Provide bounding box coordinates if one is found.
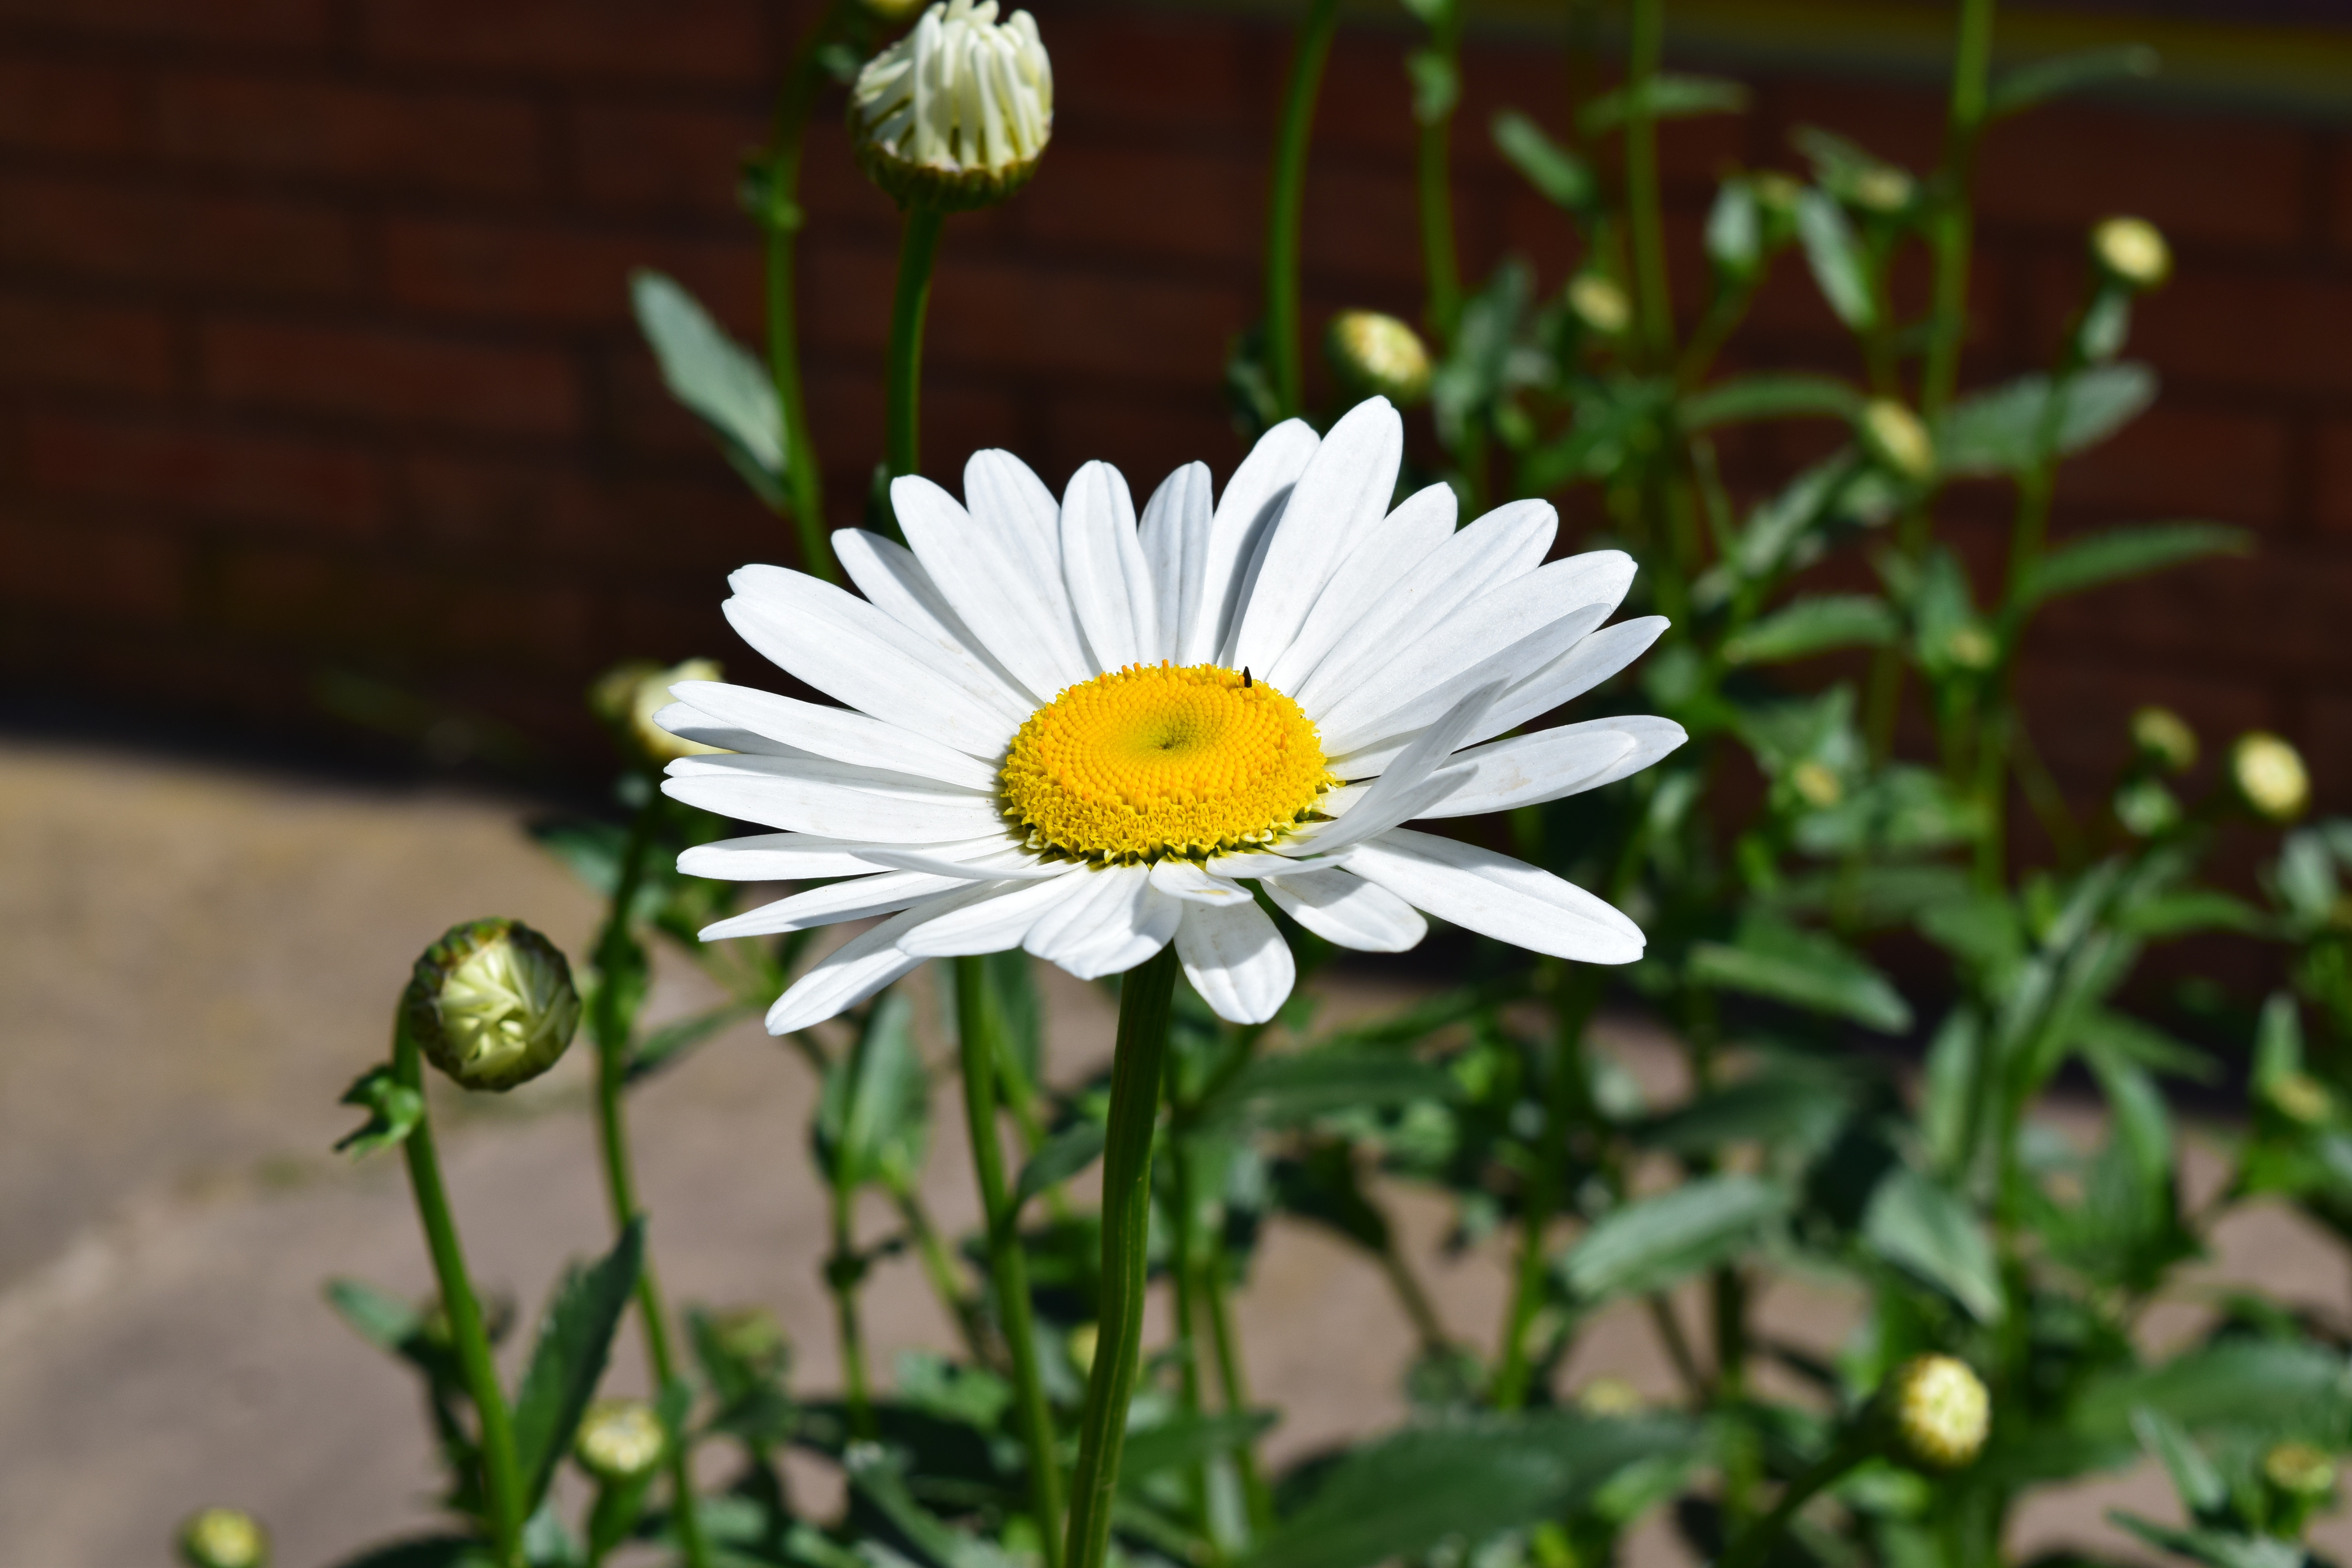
[1560,1174,1789,1301]
[2026,523,2250,604]
[1198,1051,1460,1131]
[1011,1121,1105,1213]
[1681,373,1860,430]
[1686,914,1912,1033]
[1580,74,1748,136]
[510,1218,646,1510]
[1936,364,2156,476]
[336,1065,423,1157]
[1862,1167,2002,1322]
[1795,188,1874,330]
[1722,594,1899,665]
[630,269,787,508]
[1989,44,2160,118]
[1242,1414,1690,1568]
[1491,111,1597,211]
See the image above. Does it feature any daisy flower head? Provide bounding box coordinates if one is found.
[660,397,1685,1032]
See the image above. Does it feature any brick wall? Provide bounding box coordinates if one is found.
[0,0,2346,808]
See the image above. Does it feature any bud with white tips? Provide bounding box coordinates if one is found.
[2232,732,2310,824]
[575,1398,668,1485]
[1567,273,1632,336]
[178,1508,269,1568]
[1325,310,1432,406]
[1860,397,1935,485]
[402,918,582,1092]
[1885,1353,1989,1470]
[2092,216,2171,292]
[850,0,1052,212]
[2131,705,2198,775]
[593,657,727,766]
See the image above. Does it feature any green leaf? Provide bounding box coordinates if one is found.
[1705,177,1761,276]
[328,1539,496,1568]
[2112,889,2267,939]
[1861,1167,2003,1323]
[1012,1121,1106,1213]
[1936,364,2156,476]
[1199,1051,1460,1130]
[1686,914,1913,1033]
[1242,1414,1690,1568]
[1721,594,1898,665]
[1681,374,1860,430]
[1795,188,1874,330]
[2107,1513,2305,1568]
[1406,48,1459,125]
[630,269,787,508]
[336,1065,423,1157]
[2130,1405,2228,1519]
[2254,991,2307,1091]
[2078,1340,2352,1443]
[1311,975,1526,1052]
[626,1000,755,1083]
[1120,1410,1278,1485]
[326,1276,429,1356]
[814,988,931,1192]
[2025,522,2251,604]
[845,1445,1020,1568]
[1580,74,1748,136]
[1634,1057,1860,1157]
[510,1218,646,1510]
[1491,111,1597,211]
[1559,1174,1790,1301]
[1989,44,2160,118]
[2070,1007,2216,1084]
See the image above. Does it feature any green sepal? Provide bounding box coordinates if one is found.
[336,1064,423,1157]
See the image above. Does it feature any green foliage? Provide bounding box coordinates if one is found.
[630,269,788,507]
[510,1219,646,1510]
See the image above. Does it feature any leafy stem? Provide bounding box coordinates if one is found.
[1264,0,1343,418]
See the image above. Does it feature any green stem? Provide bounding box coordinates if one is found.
[956,956,1067,1568]
[1265,0,1343,418]
[1201,1229,1276,1535]
[1063,947,1181,1568]
[761,0,847,582]
[1719,1425,1874,1568]
[884,203,948,510]
[1413,4,1463,346]
[894,1185,989,1363]
[829,1178,878,1440]
[1623,0,1673,364]
[394,1025,525,1564]
[1491,967,1602,1410]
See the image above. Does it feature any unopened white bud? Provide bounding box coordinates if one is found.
[1567,273,1632,336]
[2131,705,2198,774]
[2268,1070,2333,1127]
[1325,311,1432,405]
[850,0,1052,211]
[594,657,727,766]
[179,1508,269,1568]
[1577,1376,1645,1416]
[1887,1353,1989,1470]
[1851,165,1914,215]
[1860,398,1935,485]
[2092,217,2171,292]
[1791,760,1844,809]
[2232,732,2310,824]
[403,918,582,1092]
[576,1398,668,1485]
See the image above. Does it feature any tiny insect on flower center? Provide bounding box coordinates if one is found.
[1000,662,1334,864]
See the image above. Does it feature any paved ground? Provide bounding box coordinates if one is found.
[0,737,2348,1566]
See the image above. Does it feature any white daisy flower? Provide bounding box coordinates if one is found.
[660,397,1685,1031]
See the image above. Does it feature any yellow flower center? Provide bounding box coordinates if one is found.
[1000,663,1333,864]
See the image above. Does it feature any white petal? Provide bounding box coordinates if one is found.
[668,681,999,789]
[662,753,1005,841]
[1175,897,1295,1024]
[857,846,1071,881]
[1420,716,1686,818]
[1229,397,1403,676]
[763,895,980,1034]
[681,832,1009,882]
[1295,498,1558,715]
[1260,866,1427,951]
[1138,462,1213,665]
[832,528,1040,708]
[1314,552,1636,755]
[725,565,1025,757]
[1282,679,1503,857]
[892,474,1092,701]
[1059,461,1158,672]
[1025,864,1181,978]
[1185,419,1318,665]
[1148,860,1255,905]
[701,869,971,939]
[1343,828,1645,964]
[898,873,1098,957]
[1263,482,1455,693]
[652,702,795,757]
[1202,849,1347,879]
[965,447,1064,567]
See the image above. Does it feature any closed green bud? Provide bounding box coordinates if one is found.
[1791,760,1843,809]
[2113,777,2182,839]
[2267,1070,2334,1127]
[2264,1441,2336,1501]
[178,1508,269,1568]
[1325,310,1432,405]
[576,1398,668,1485]
[2131,705,2198,774]
[1860,397,1935,485]
[2092,216,2171,292]
[2232,732,2311,824]
[592,657,726,766]
[403,918,581,1092]
[1850,165,1915,216]
[708,1304,791,1376]
[1885,1353,1989,1470]
[1566,273,1632,336]
[850,0,1052,212]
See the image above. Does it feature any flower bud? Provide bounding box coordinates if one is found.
[1325,310,1432,406]
[1860,398,1935,485]
[575,1398,668,1485]
[707,1304,791,1377]
[2263,1440,2337,1501]
[862,0,930,21]
[2267,1070,2333,1128]
[1566,273,1632,336]
[178,1508,269,1568]
[2130,705,2198,775]
[1576,1376,1645,1416]
[849,0,1052,212]
[2092,216,2171,292]
[1752,171,1804,219]
[592,657,726,766]
[1791,760,1844,809]
[2112,777,2181,839]
[1885,1353,1989,1470]
[402,918,582,1092]
[1943,624,1998,673]
[2231,732,2311,824]
[1850,165,1915,216]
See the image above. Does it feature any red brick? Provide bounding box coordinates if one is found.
[381,217,759,326]
[0,57,142,155]
[918,255,1248,392]
[25,414,390,536]
[2333,136,2352,261]
[1035,389,1245,498]
[2013,653,2274,799]
[200,318,582,437]
[0,290,174,396]
[0,0,328,49]
[1979,106,2308,250]
[2302,688,2352,815]
[2034,541,2345,683]
[404,450,763,570]
[569,101,768,214]
[2318,422,2352,535]
[1018,141,1261,269]
[2053,402,2290,530]
[0,174,360,298]
[1047,7,1258,142]
[2125,267,2352,396]
[0,512,185,621]
[359,0,767,84]
[1758,78,1944,185]
[154,74,546,196]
